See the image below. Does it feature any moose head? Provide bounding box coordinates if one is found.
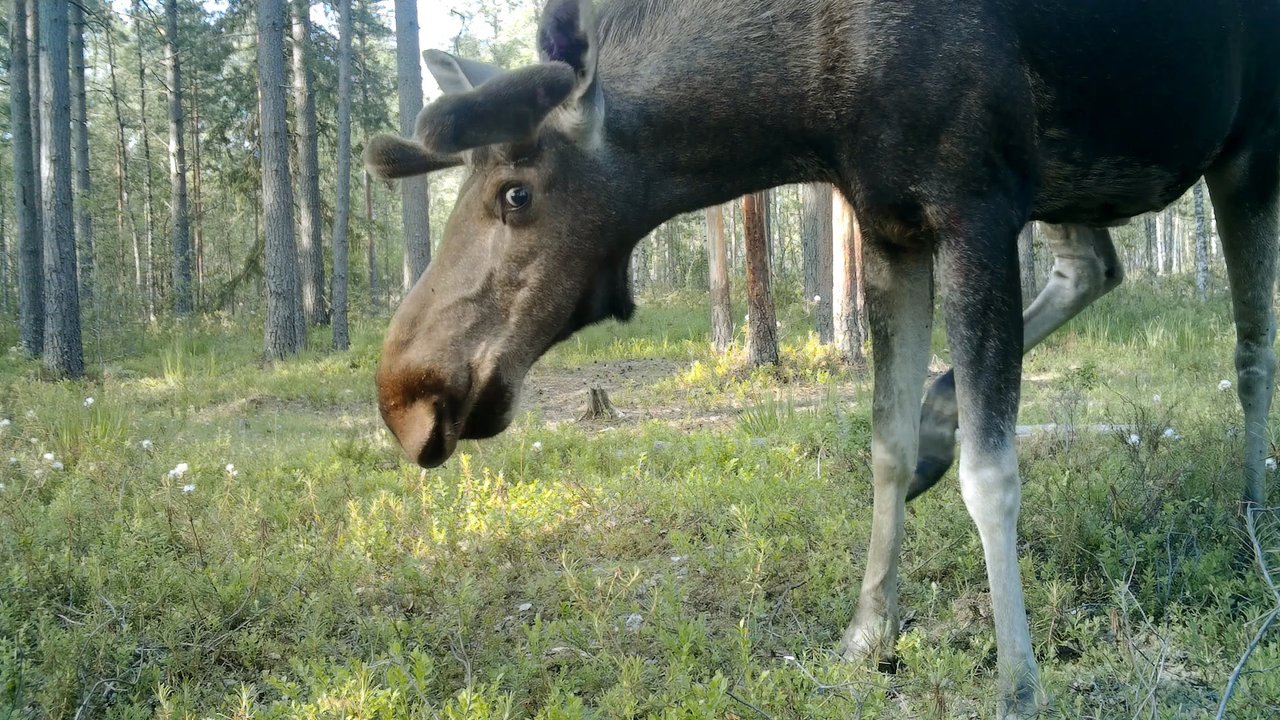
[366,0,650,468]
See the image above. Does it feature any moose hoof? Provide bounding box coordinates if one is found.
[837,617,895,666]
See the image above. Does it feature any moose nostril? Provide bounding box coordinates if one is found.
[386,395,458,469]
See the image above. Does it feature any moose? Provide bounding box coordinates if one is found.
[366,0,1280,715]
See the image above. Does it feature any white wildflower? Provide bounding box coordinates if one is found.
[51,461,64,471]
[8,457,16,465]
[168,462,189,479]
[624,613,644,632]
[1127,434,1141,448]
[182,484,196,493]
[42,452,55,462]
[1267,457,1277,471]
[531,441,542,451]
[1152,394,1161,404]
[1218,380,1233,391]
[83,397,94,407]
[0,482,5,491]
[25,410,35,419]
[813,294,822,303]
[0,418,10,429]
[517,602,533,612]
[1162,427,1180,440]
[140,439,154,451]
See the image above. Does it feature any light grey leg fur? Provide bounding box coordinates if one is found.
[910,223,1123,501]
[1206,149,1279,507]
[839,242,934,661]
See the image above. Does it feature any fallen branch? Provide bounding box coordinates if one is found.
[1216,505,1280,720]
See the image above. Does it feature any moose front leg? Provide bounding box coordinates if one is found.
[941,219,1043,718]
[839,241,933,661]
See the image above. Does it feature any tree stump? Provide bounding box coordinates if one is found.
[580,387,620,421]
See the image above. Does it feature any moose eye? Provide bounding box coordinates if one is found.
[501,185,532,213]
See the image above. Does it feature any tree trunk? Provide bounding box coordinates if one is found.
[258,0,306,357]
[165,0,192,315]
[364,170,378,308]
[705,204,732,352]
[1143,213,1156,273]
[191,73,205,307]
[1018,222,1037,308]
[27,0,41,257]
[10,0,42,356]
[331,0,354,350]
[39,0,84,377]
[1193,179,1209,300]
[134,1,158,319]
[801,183,834,342]
[106,17,142,297]
[70,1,94,304]
[832,189,864,364]
[1158,206,1174,276]
[292,0,326,324]
[743,193,779,366]
[394,0,430,291]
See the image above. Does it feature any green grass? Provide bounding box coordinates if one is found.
[1,283,1278,719]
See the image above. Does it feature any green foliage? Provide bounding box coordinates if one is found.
[1,289,1278,719]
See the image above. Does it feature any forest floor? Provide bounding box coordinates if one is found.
[2,282,1279,719]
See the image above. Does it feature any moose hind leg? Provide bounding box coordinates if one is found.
[839,242,934,661]
[1206,149,1279,507]
[909,224,1123,501]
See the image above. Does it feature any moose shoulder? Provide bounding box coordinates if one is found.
[366,0,1280,716]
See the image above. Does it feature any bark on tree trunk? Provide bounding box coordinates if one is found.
[1193,179,1210,300]
[70,1,94,304]
[134,1,158,319]
[106,18,142,297]
[364,170,378,308]
[331,0,354,350]
[394,0,430,291]
[1143,213,1156,273]
[166,0,192,315]
[292,0,326,324]
[705,204,733,352]
[258,0,306,357]
[191,73,205,307]
[10,0,42,356]
[1018,222,1037,308]
[801,183,834,343]
[39,0,84,377]
[743,193,779,366]
[832,189,865,364]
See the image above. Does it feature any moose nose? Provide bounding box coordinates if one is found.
[384,395,458,468]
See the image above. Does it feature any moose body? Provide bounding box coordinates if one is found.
[367,0,1280,715]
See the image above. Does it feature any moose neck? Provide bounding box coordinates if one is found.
[595,0,847,227]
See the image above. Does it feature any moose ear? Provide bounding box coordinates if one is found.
[424,50,503,94]
[364,135,461,180]
[537,0,598,96]
[416,62,577,154]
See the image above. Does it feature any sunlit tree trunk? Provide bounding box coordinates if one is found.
[258,0,305,357]
[801,183,834,342]
[394,0,430,291]
[832,189,864,364]
[106,19,143,297]
[706,204,732,352]
[331,0,354,350]
[744,193,779,366]
[134,0,158,319]
[10,0,42,356]
[1194,179,1210,299]
[191,73,206,307]
[292,0,326,324]
[70,0,94,304]
[39,0,83,377]
[166,0,192,314]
